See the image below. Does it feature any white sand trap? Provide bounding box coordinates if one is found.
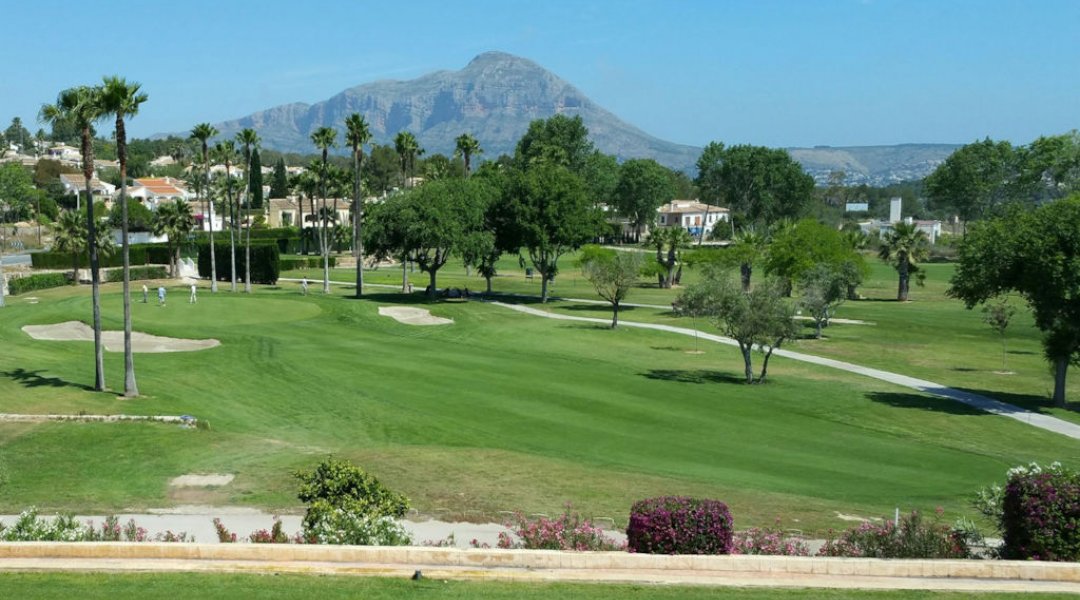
[378,306,453,326]
[22,321,220,353]
[169,473,235,487]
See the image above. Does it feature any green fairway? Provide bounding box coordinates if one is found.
[0,573,1073,600]
[1,277,1078,532]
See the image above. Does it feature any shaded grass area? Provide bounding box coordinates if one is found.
[1,278,1078,533]
[0,573,1073,600]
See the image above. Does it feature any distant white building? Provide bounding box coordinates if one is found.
[58,173,115,208]
[128,177,194,210]
[656,199,730,239]
[857,197,943,244]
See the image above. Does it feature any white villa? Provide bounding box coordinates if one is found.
[656,199,730,239]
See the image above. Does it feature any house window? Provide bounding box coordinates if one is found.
[659,215,665,224]
[282,212,293,227]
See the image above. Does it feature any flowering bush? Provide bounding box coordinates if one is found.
[0,508,182,542]
[818,510,970,559]
[497,506,623,551]
[294,457,411,545]
[213,518,237,543]
[999,462,1080,561]
[249,518,291,544]
[626,496,734,555]
[732,521,810,556]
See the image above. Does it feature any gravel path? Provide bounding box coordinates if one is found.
[491,302,1080,441]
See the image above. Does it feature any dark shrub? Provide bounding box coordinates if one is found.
[1000,463,1080,561]
[31,246,149,269]
[626,496,734,554]
[9,273,70,295]
[818,510,970,558]
[105,266,168,283]
[197,242,279,285]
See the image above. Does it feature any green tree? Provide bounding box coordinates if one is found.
[345,113,372,297]
[615,158,675,243]
[269,157,289,198]
[878,222,930,301]
[364,143,400,195]
[0,163,39,220]
[503,164,601,302]
[679,273,798,384]
[764,219,864,296]
[99,75,148,397]
[924,138,1020,232]
[393,131,423,189]
[1020,132,1080,201]
[454,132,482,177]
[645,226,693,288]
[949,197,1080,407]
[695,142,814,226]
[190,123,219,292]
[728,226,769,292]
[152,199,195,277]
[294,457,410,546]
[40,85,107,391]
[236,128,260,294]
[514,114,594,174]
[798,263,855,339]
[53,210,88,281]
[579,245,643,328]
[248,147,264,209]
[983,298,1017,373]
[310,127,337,293]
[4,117,31,151]
[582,151,620,209]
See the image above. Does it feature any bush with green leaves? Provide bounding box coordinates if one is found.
[9,272,69,295]
[197,241,279,284]
[817,509,971,559]
[104,266,167,283]
[294,457,411,546]
[0,508,187,542]
[998,462,1080,561]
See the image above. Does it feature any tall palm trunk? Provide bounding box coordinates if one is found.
[740,263,752,292]
[353,150,364,297]
[117,114,137,397]
[321,193,330,294]
[897,253,910,301]
[205,150,218,293]
[0,227,6,308]
[401,253,409,292]
[82,127,105,391]
[243,158,252,293]
[225,170,237,292]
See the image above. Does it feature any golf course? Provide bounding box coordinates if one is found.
[2,257,1077,533]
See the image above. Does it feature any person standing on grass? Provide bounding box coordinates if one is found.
[142,284,148,303]
[301,277,308,296]
[157,286,166,306]
[189,284,197,304]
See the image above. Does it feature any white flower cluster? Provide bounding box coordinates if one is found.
[1007,461,1064,479]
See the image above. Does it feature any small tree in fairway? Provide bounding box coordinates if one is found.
[579,245,643,328]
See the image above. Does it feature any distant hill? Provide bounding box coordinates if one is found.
[167,51,960,184]
[786,144,961,186]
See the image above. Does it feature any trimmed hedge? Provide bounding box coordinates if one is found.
[105,266,168,283]
[31,243,173,270]
[9,273,70,295]
[197,242,279,284]
[626,496,734,555]
[1001,463,1080,561]
[280,256,337,271]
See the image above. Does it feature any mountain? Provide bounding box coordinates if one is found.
[176,51,960,184]
[204,51,701,172]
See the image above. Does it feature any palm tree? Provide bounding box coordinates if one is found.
[345,114,371,297]
[878,222,930,301]
[190,123,219,292]
[212,141,239,292]
[53,210,87,282]
[394,131,423,188]
[152,200,196,277]
[310,127,337,294]
[731,226,768,292]
[99,75,147,398]
[454,133,482,178]
[646,226,693,288]
[236,128,260,293]
[40,85,107,391]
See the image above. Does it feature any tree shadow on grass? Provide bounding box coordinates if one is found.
[561,304,634,313]
[643,369,746,385]
[0,368,95,392]
[865,391,988,416]
[344,292,437,305]
[953,387,1077,416]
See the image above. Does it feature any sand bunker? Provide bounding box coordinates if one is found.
[169,473,235,487]
[378,306,453,326]
[22,321,219,353]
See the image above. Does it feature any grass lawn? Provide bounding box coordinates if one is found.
[1,275,1078,533]
[0,573,1074,599]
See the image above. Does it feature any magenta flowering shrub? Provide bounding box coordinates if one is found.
[732,522,810,556]
[1000,462,1080,561]
[626,496,734,555]
[818,510,969,559]
[249,519,290,544]
[498,506,623,551]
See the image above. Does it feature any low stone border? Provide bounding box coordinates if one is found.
[1,543,1079,592]
[0,414,192,425]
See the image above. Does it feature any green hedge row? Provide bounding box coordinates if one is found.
[197,242,279,284]
[104,266,168,283]
[280,256,337,271]
[32,244,173,270]
[9,273,70,295]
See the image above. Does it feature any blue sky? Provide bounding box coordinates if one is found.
[1,0,1077,148]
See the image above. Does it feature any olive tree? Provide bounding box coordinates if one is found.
[579,245,643,328]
